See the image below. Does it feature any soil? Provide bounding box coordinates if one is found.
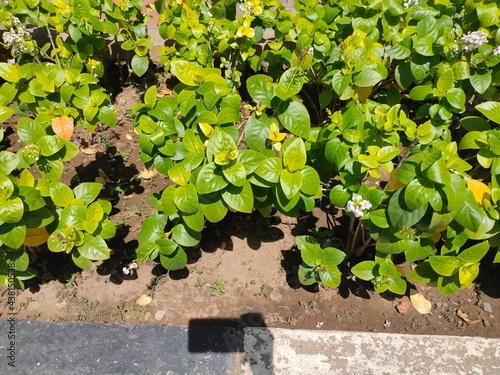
[1,79,500,339]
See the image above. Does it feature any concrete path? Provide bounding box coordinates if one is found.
[1,320,499,374]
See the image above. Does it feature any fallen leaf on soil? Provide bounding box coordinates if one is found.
[410,290,432,314]
[140,168,157,179]
[129,226,140,232]
[126,134,133,140]
[396,299,410,314]
[95,169,111,184]
[136,295,152,306]
[81,147,97,155]
[122,194,136,200]
[457,309,480,324]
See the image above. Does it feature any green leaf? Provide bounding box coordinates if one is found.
[275,68,304,100]
[351,260,377,281]
[170,60,204,86]
[137,216,165,243]
[470,71,492,95]
[160,247,188,271]
[451,61,470,80]
[98,106,117,127]
[17,118,46,145]
[131,55,149,77]
[0,106,15,123]
[72,249,93,270]
[4,250,29,272]
[0,197,24,223]
[182,208,205,232]
[73,183,102,205]
[280,169,303,200]
[50,182,75,207]
[246,74,275,107]
[445,88,465,112]
[37,155,63,181]
[60,206,87,231]
[218,107,240,124]
[283,138,306,172]
[277,100,310,139]
[405,238,436,263]
[319,262,342,288]
[200,193,228,223]
[38,135,64,157]
[0,151,19,176]
[454,191,483,232]
[408,260,438,283]
[0,222,26,248]
[222,181,253,213]
[353,69,383,87]
[238,150,266,175]
[457,241,489,265]
[18,186,44,212]
[171,223,201,247]
[244,114,274,152]
[388,276,406,295]
[458,263,479,289]
[409,85,433,100]
[476,102,500,125]
[298,264,317,285]
[196,163,228,194]
[429,255,462,276]
[78,234,110,260]
[98,219,116,240]
[329,185,350,207]
[168,164,191,186]
[255,157,282,184]
[387,189,428,230]
[223,161,246,187]
[144,86,157,109]
[0,63,21,82]
[325,138,349,169]
[300,166,320,196]
[437,274,461,294]
[404,178,435,210]
[174,184,199,214]
[376,239,407,255]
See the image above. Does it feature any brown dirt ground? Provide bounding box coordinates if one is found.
[1,85,500,338]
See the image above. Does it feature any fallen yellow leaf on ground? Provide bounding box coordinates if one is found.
[136,295,152,306]
[410,289,432,314]
[81,147,97,155]
[140,168,157,179]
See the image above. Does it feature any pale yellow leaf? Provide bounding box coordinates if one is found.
[410,289,432,314]
[81,147,98,155]
[136,294,152,306]
[140,168,157,179]
[467,179,491,206]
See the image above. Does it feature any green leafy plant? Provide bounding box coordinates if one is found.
[352,254,407,295]
[296,235,345,288]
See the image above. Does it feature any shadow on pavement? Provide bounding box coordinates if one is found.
[188,313,274,374]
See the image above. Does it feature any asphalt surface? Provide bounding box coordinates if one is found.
[1,319,500,374]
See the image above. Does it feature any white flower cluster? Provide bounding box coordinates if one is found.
[2,16,31,56]
[494,46,500,56]
[346,194,372,218]
[403,0,421,8]
[123,262,138,275]
[460,30,488,52]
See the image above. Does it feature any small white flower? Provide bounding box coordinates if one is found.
[346,194,372,218]
[403,0,421,8]
[493,46,500,56]
[460,30,488,52]
[122,267,130,275]
[383,320,391,328]
[130,262,138,269]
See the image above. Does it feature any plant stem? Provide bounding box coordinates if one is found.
[354,236,374,258]
[349,219,361,255]
[345,215,355,253]
[46,24,61,67]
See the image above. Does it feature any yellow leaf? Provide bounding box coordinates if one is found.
[23,227,49,247]
[95,168,111,185]
[136,294,152,306]
[52,116,74,140]
[199,122,213,137]
[80,147,97,155]
[385,167,406,192]
[467,179,490,206]
[409,289,432,314]
[268,122,286,142]
[140,168,157,180]
[355,86,373,103]
[19,169,35,187]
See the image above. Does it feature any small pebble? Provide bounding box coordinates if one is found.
[482,302,493,313]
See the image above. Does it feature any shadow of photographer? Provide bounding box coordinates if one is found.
[188,313,274,374]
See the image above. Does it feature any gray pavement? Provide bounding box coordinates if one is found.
[1,319,499,374]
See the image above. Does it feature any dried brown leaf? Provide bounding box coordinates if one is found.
[136,294,152,306]
[457,309,480,324]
